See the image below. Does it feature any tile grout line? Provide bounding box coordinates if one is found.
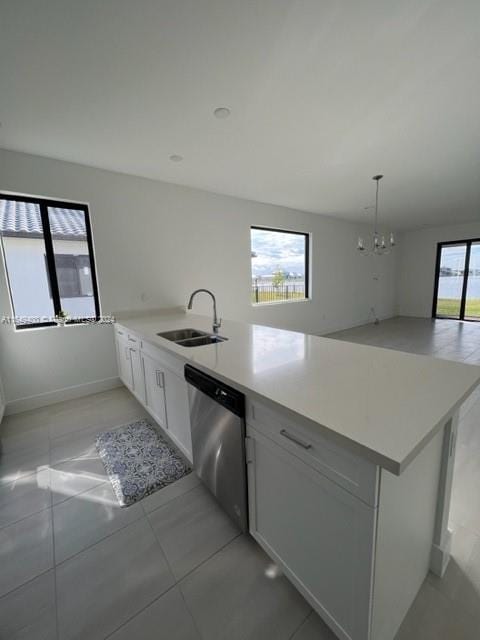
[0,566,53,602]
[97,506,200,640]
[140,481,200,517]
[101,581,180,640]
[287,610,314,640]
[143,512,206,639]
[49,445,61,640]
[0,501,52,532]
[425,576,480,629]
[53,506,145,569]
[48,412,150,446]
[0,470,108,533]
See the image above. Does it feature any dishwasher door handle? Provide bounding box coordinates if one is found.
[280,429,312,450]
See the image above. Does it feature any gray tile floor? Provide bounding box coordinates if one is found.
[0,387,315,640]
[0,316,479,639]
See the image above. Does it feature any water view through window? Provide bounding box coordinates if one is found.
[250,227,309,304]
[434,240,480,321]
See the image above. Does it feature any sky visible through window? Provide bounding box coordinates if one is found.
[250,228,306,279]
[440,245,466,270]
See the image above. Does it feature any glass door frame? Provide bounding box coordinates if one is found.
[432,238,480,322]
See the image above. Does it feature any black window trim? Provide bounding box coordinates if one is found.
[250,225,310,304]
[0,192,101,329]
[432,237,480,322]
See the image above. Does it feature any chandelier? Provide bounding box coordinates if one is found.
[357,175,395,255]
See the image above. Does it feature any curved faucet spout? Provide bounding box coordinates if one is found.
[187,289,222,333]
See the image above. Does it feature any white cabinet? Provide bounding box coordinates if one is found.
[142,350,167,430]
[115,331,133,390]
[128,342,146,404]
[163,368,192,459]
[247,425,377,640]
[115,326,193,462]
[115,329,145,403]
[141,346,192,459]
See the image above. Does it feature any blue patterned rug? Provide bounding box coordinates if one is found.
[95,419,192,507]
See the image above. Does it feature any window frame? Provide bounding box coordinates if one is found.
[0,192,100,329]
[432,237,480,322]
[250,225,310,306]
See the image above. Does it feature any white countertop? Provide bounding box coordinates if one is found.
[116,311,480,475]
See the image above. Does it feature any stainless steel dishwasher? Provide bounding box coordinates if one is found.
[184,364,248,532]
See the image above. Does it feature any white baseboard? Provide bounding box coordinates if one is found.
[320,312,397,337]
[430,528,453,578]
[5,376,122,416]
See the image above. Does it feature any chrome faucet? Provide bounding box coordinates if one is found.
[187,289,222,333]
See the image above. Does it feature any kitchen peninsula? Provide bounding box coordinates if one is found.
[114,310,480,640]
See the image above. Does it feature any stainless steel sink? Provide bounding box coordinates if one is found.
[179,335,227,347]
[157,327,228,347]
[157,328,208,342]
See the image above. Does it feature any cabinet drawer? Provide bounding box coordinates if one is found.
[115,325,142,346]
[247,398,378,506]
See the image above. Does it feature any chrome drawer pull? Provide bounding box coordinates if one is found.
[280,429,312,450]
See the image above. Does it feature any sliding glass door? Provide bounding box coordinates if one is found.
[433,239,480,321]
[465,242,480,320]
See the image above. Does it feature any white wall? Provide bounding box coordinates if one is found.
[397,221,480,318]
[0,148,397,408]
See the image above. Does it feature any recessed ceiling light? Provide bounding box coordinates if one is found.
[213,107,231,119]
[169,154,183,162]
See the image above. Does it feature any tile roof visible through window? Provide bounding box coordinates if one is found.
[0,199,87,240]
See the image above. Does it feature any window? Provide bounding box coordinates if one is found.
[433,239,480,321]
[250,226,309,304]
[0,194,100,328]
[52,255,93,298]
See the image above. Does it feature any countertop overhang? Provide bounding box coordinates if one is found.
[115,311,480,475]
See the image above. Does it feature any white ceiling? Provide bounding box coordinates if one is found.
[1,0,479,231]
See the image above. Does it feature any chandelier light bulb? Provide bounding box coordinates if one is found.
[357,237,365,251]
[390,232,395,246]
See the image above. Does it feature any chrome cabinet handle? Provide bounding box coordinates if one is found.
[280,429,312,450]
[128,336,136,343]
[155,370,164,388]
[117,330,124,335]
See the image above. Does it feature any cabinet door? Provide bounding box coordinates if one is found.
[116,336,133,390]
[164,369,192,460]
[247,426,376,640]
[129,346,146,404]
[142,351,167,430]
